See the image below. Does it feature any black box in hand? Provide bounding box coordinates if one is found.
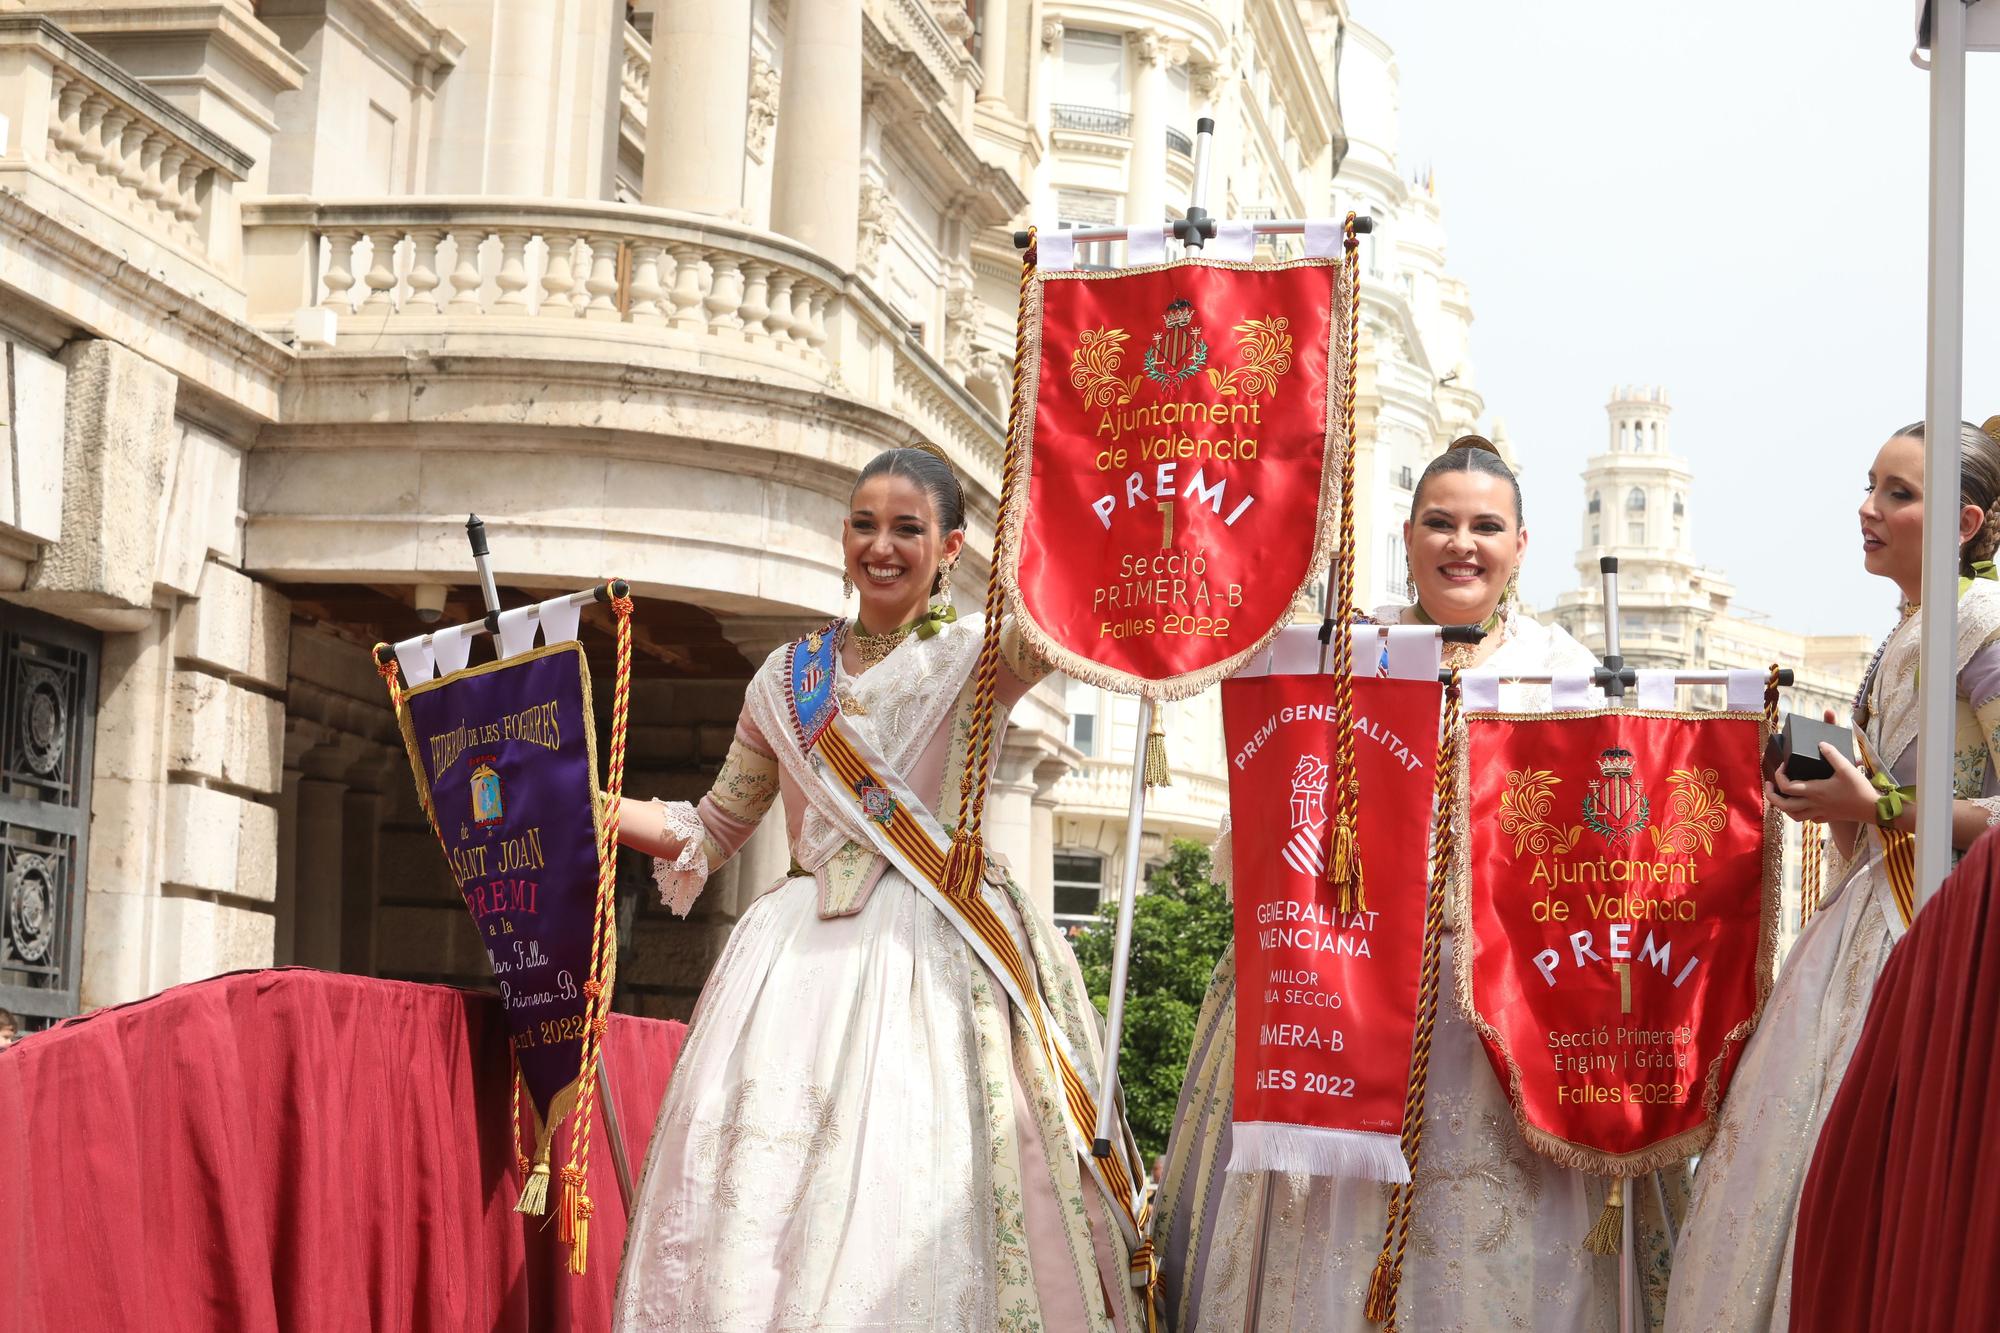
[1762,714,1851,785]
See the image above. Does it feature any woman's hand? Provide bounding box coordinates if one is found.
[1766,739,1879,826]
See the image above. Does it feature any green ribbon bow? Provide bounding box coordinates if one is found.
[1871,770,1916,826]
[912,602,959,640]
[1960,559,1999,597]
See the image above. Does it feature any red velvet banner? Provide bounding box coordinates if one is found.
[1456,711,1778,1172]
[1005,259,1345,697]
[1221,673,1440,1177]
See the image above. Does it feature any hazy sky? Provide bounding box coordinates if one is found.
[1363,1,2000,637]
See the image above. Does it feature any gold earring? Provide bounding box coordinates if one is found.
[1405,565,1416,603]
[843,572,854,599]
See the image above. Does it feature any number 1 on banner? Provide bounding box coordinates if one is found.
[1159,501,1174,550]
[1615,962,1632,1014]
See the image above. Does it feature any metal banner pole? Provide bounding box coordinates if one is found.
[458,518,638,1212]
[1916,0,1967,906]
[1092,117,1219,1157]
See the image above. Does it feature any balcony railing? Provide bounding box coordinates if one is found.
[0,17,250,276]
[1165,126,1194,158]
[1051,103,1131,135]
[239,198,1008,493]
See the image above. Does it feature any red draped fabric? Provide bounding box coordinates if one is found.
[0,968,684,1333]
[1792,829,2000,1330]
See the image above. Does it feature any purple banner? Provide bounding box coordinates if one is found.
[398,643,604,1123]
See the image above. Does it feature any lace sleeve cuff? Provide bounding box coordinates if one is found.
[652,799,711,917]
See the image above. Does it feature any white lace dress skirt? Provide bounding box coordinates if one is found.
[612,868,1128,1333]
[1664,857,1895,1333]
[1184,932,1618,1333]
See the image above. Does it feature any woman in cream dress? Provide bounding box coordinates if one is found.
[1667,420,2000,1331]
[611,446,1150,1333]
[1153,439,1650,1332]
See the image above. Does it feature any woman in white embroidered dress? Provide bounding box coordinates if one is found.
[610,446,1148,1333]
[1153,439,1655,1333]
[1666,419,2000,1332]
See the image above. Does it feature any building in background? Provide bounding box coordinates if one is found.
[0,0,1484,1028]
[1036,4,1488,919]
[1549,387,1875,944]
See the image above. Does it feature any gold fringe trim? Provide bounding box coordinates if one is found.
[1143,714,1172,787]
[1446,708,1786,1176]
[1583,1180,1624,1255]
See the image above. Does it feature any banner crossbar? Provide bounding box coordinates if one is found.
[1011,215,1374,250]
[371,578,631,669]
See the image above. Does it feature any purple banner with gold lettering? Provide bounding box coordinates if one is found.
[396,641,607,1127]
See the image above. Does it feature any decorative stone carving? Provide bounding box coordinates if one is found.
[1134,29,1164,67]
[1040,16,1063,49]
[944,284,983,377]
[1192,62,1225,98]
[930,1,974,41]
[857,178,897,276]
[747,53,779,158]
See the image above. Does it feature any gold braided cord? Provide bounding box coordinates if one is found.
[944,234,1038,901]
[1326,216,1366,912]
[1800,820,1825,924]
[1365,670,1461,1327]
[556,587,635,1274]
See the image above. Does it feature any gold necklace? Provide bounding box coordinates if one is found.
[848,617,918,669]
[1411,601,1503,670]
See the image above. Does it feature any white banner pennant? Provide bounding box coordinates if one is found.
[1636,669,1677,712]
[431,622,477,676]
[1304,219,1343,259]
[1551,672,1596,711]
[1383,625,1440,682]
[393,635,436,688]
[1461,670,1502,713]
[495,605,539,660]
[1208,219,1256,262]
[1039,228,1077,272]
[1126,225,1167,267]
[1725,668,1767,714]
[538,594,583,646]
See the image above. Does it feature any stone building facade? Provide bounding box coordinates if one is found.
[0,0,1483,1027]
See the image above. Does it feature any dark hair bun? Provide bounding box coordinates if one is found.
[853,446,967,534]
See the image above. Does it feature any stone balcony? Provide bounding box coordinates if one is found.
[0,17,254,315]
[240,198,1006,498]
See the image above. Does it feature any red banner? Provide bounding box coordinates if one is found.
[1456,711,1779,1172]
[1220,672,1441,1178]
[1004,259,1346,697]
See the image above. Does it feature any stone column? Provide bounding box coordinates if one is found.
[989,748,1041,911]
[977,0,1010,106]
[644,0,753,214]
[1127,29,1168,227]
[770,0,862,270]
[1028,758,1068,921]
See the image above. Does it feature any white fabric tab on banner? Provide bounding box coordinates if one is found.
[393,635,436,688]
[432,622,477,676]
[1038,228,1076,271]
[1384,626,1440,682]
[1636,669,1677,712]
[1346,624,1379,677]
[1461,670,1502,713]
[1725,668,1767,714]
[538,594,583,646]
[1267,624,1322,677]
[1551,673,1596,711]
[1126,225,1167,266]
[496,605,538,660]
[1209,219,1256,262]
[1304,219,1343,258]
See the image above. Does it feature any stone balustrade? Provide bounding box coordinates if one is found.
[241,198,1009,501]
[620,22,649,135]
[0,17,250,271]
[245,199,844,370]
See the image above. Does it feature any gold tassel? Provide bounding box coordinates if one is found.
[1364,1248,1396,1322]
[940,825,984,904]
[1143,713,1172,787]
[1327,815,1365,913]
[567,1199,592,1275]
[514,1143,552,1216]
[1583,1179,1625,1255]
